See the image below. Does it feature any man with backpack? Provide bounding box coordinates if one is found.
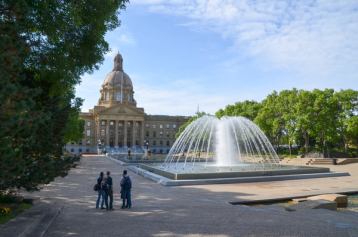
[120,170,132,209]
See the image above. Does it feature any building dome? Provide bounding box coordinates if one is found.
[102,51,133,89]
[99,52,136,106]
[102,71,133,89]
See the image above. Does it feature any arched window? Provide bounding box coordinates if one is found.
[116,92,122,101]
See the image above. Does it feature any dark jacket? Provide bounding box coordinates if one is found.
[97,177,103,190]
[106,176,113,191]
[120,176,132,192]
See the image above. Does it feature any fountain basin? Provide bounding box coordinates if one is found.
[139,163,330,180]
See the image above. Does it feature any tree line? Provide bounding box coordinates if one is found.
[216,89,357,157]
[0,0,128,192]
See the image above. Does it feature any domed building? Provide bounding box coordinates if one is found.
[99,53,136,107]
[67,52,188,154]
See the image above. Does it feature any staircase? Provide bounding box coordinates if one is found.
[309,158,335,165]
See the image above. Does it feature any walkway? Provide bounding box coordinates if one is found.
[4,155,358,236]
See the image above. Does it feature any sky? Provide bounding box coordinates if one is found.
[76,0,358,116]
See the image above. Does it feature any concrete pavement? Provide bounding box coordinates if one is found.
[2,155,358,237]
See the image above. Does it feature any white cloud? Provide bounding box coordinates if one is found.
[132,0,358,78]
[131,74,234,115]
[116,33,136,45]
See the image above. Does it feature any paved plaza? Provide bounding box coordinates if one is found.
[2,155,358,237]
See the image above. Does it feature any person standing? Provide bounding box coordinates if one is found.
[106,171,114,210]
[120,170,132,209]
[96,172,104,209]
[100,176,109,210]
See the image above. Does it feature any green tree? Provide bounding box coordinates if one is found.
[176,112,207,138]
[254,91,285,151]
[335,89,358,151]
[216,100,261,121]
[0,0,128,191]
[276,89,299,156]
[310,89,340,156]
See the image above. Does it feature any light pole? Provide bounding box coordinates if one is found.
[144,140,149,159]
[97,139,102,154]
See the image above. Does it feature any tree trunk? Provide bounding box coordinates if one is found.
[304,131,309,154]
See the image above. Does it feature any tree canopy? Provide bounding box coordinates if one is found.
[217,89,358,157]
[0,0,128,191]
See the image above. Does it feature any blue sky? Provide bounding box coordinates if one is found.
[76,0,358,116]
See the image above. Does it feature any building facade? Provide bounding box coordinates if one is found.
[66,52,188,154]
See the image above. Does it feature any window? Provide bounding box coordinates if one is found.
[118,122,123,127]
[101,121,106,126]
[86,130,91,137]
[152,124,156,129]
[153,131,156,137]
[101,129,105,136]
[70,148,74,152]
[153,140,156,146]
[145,124,149,128]
[159,124,163,129]
[166,124,170,128]
[79,141,82,145]
[86,140,91,145]
[159,140,163,145]
[166,141,170,146]
[166,132,169,138]
[86,148,90,152]
[116,92,122,101]
[159,131,163,137]
[145,131,149,137]
[110,121,114,126]
[87,121,91,126]
[159,149,163,154]
[79,148,82,153]
[173,124,177,128]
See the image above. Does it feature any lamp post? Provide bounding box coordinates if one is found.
[97,139,102,154]
[144,140,149,159]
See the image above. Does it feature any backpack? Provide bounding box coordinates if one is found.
[93,183,99,191]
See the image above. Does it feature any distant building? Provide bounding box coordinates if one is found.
[66,52,188,154]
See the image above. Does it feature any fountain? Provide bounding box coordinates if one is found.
[163,115,279,170]
[123,115,343,185]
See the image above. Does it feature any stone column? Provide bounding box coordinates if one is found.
[96,118,100,144]
[140,121,144,146]
[115,120,119,148]
[123,120,127,148]
[132,120,136,147]
[105,120,110,146]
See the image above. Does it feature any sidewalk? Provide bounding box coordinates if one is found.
[2,155,358,237]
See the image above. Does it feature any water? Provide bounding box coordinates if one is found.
[162,115,280,172]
